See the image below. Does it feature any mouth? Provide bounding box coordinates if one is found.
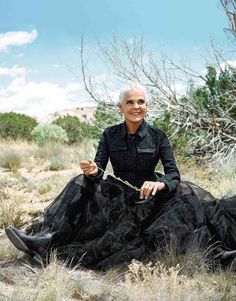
[131,112,141,116]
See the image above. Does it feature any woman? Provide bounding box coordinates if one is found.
[81,85,180,197]
[5,84,236,269]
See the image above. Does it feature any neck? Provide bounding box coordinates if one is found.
[125,120,143,134]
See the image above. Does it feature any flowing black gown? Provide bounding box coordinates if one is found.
[25,122,236,270]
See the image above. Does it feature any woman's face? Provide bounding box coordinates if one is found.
[119,89,147,125]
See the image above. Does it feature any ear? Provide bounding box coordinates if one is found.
[118,102,124,113]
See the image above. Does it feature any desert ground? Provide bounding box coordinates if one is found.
[0,140,236,301]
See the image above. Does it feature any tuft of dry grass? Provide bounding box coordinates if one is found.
[47,157,66,171]
[11,255,83,301]
[0,190,25,228]
[0,202,25,229]
[110,260,236,301]
[0,240,20,262]
[37,182,52,195]
[0,150,22,172]
[178,155,236,199]
[28,208,42,218]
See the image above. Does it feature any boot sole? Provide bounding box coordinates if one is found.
[5,228,45,265]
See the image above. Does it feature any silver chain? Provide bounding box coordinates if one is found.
[97,166,140,191]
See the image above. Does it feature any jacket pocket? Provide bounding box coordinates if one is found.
[136,148,157,171]
[137,147,156,154]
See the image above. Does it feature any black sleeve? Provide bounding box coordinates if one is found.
[157,131,180,192]
[86,130,109,181]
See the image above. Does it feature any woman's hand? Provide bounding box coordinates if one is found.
[140,181,166,199]
[80,160,99,176]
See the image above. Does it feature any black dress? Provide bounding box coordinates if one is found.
[26,121,236,270]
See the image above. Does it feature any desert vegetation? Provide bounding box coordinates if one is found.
[0,137,235,300]
[1,1,236,300]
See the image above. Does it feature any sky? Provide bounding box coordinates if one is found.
[0,0,233,120]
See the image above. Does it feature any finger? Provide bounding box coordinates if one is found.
[81,166,93,173]
[86,164,95,172]
[80,160,90,165]
[152,185,158,196]
[81,160,96,168]
[88,165,96,172]
[80,163,91,170]
[140,182,147,199]
[139,188,144,199]
[87,160,97,169]
[84,170,91,176]
[86,164,99,175]
[140,186,146,199]
[140,181,152,199]
[80,160,95,167]
[88,168,98,176]
[141,181,150,190]
[144,186,153,199]
[81,164,92,169]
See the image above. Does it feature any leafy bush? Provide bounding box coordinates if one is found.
[31,124,69,146]
[153,112,193,156]
[53,115,100,143]
[175,66,236,162]
[0,112,38,141]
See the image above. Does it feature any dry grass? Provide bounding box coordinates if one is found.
[37,182,52,195]
[0,191,25,229]
[0,140,236,300]
[0,240,20,262]
[177,155,236,198]
[0,203,25,228]
[0,150,22,172]
[114,260,236,301]
[8,257,235,301]
[11,257,76,301]
[47,157,66,171]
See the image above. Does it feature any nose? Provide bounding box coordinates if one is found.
[133,102,139,109]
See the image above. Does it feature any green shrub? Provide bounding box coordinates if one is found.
[0,150,22,172]
[153,112,193,155]
[0,112,38,140]
[53,115,100,143]
[48,157,66,171]
[31,124,69,146]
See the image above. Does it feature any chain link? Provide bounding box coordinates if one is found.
[97,166,140,191]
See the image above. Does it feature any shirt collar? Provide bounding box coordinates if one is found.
[121,120,148,140]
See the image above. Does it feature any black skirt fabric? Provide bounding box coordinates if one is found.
[26,175,236,270]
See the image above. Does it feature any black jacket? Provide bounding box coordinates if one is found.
[89,120,180,193]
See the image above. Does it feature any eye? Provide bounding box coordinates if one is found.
[126,100,133,105]
[138,99,145,104]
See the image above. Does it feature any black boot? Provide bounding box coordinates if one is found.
[212,246,236,267]
[5,227,56,265]
[219,249,236,264]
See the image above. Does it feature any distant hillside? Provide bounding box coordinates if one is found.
[52,106,97,124]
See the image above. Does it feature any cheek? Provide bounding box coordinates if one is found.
[142,106,147,113]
